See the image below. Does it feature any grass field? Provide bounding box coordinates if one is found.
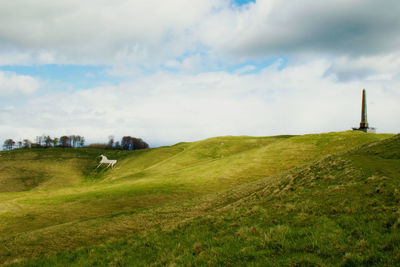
[0,131,397,266]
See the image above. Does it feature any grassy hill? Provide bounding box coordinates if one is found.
[0,131,397,265]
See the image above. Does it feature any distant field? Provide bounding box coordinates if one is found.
[0,131,396,265]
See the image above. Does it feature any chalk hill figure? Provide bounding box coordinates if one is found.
[96,155,117,169]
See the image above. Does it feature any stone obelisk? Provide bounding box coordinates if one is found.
[353,89,375,133]
[359,89,368,129]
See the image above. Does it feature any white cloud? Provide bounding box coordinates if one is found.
[325,54,400,82]
[0,0,399,147]
[1,0,399,66]
[199,0,400,58]
[164,60,181,69]
[0,0,222,65]
[1,59,399,146]
[0,71,40,96]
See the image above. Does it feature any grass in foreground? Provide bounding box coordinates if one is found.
[12,134,400,266]
[0,131,396,265]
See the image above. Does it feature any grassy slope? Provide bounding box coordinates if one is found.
[0,131,395,265]
[12,133,400,267]
[0,148,133,192]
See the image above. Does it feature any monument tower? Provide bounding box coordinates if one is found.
[353,89,376,133]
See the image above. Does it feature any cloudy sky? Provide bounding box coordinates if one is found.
[0,0,399,147]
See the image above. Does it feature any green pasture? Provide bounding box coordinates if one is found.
[0,131,397,265]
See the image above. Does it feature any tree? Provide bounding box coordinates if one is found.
[121,136,132,150]
[52,137,59,147]
[3,139,15,150]
[120,136,149,150]
[115,141,121,150]
[72,135,82,148]
[70,135,76,148]
[132,138,149,150]
[44,136,53,147]
[79,136,85,147]
[35,136,43,147]
[108,135,114,149]
[23,139,32,148]
[60,136,71,148]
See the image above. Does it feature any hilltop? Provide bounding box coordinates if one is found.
[0,131,398,265]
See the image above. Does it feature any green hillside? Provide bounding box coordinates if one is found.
[0,148,132,192]
[0,131,397,265]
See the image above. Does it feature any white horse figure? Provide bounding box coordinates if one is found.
[96,154,117,169]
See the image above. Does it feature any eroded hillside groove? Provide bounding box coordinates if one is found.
[0,132,398,265]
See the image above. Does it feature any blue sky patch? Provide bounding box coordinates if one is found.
[0,64,121,91]
[228,57,288,75]
[233,0,255,6]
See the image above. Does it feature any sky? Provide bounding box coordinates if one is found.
[0,0,399,147]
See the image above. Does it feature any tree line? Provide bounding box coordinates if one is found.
[2,135,149,151]
[88,136,149,150]
[2,135,85,150]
